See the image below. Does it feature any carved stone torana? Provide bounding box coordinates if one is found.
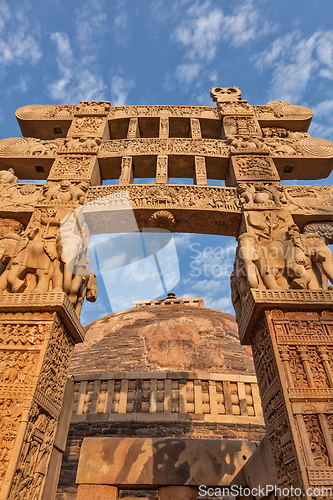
[1,87,333,498]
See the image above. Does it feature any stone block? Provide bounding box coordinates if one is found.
[76,437,257,487]
[76,484,118,500]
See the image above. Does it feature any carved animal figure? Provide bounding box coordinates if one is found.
[284,188,333,212]
[5,228,57,293]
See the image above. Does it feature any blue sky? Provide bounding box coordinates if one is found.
[0,0,333,324]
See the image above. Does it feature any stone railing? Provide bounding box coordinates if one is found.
[71,371,264,425]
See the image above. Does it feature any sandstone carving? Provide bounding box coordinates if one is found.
[0,88,332,499]
[0,168,18,184]
[0,183,43,210]
[0,138,62,157]
[48,155,96,180]
[304,222,333,245]
[69,116,105,137]
[148,210,176,229]
[238,183,287,207]
[233,210,333,313]
[228,136,269,153]
[99,138,230,158]
[63,137,101,151]
[210,86,242,102]
[43,180,89,205]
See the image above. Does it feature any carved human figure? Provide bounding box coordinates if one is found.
[5,227,57,293]
[282,225,317,289]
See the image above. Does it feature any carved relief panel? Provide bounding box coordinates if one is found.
[67,116,109,140]
[47,154,101,185]
[222,116,262,138]
[228,155,280,185]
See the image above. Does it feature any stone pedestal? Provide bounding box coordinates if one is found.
[0,293,84,500]
[240,290,333,498]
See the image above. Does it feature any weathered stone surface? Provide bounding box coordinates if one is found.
[70,305,254,375]
[76,437,256,487]
[76,484,118,500]
[158,486,197,500]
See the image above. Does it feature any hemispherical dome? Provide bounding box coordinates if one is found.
[70,304,255,376]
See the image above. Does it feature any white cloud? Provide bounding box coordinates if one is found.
[172,1,223,62]
[14,74,28,93]
[255,30,333,103]
[172,0,275,62]
[114,12,128,31]
[75,0,107,53]
[48,32,105,102]
[111,75,135,106]
[175,63,201,85]
[0,1,41,67]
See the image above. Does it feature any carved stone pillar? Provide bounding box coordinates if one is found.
[156,155,168,184]
[238,295,333,497]
[127,117,140,139]
[119,156,134,185]
[159,113,169,139]
[190,118,202,139]
[193,156,207,186]
[0,292,84,500]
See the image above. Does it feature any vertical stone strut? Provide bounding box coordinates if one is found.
[0,100,109,499]
[221,85,333,497]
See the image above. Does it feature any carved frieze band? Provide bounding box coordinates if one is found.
[84,185,240,212]
[15,102,313,122]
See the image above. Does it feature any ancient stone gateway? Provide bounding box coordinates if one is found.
[0,88,333,498]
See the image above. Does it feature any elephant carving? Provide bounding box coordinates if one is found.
[3,228,56,293]
[234,222,333,294]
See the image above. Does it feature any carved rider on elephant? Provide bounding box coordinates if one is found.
[5,227,57,293]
